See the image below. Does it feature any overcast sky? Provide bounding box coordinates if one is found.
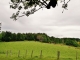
[0,0,80,38]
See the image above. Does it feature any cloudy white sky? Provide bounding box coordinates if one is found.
[0,0,80,38]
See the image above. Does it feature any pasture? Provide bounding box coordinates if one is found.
[0,41,80,60]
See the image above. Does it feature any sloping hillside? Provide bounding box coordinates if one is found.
[0,41,80,60]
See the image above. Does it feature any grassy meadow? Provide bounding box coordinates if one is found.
[0,41,80,60]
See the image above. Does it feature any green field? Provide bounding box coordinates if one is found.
[0,41,80,60]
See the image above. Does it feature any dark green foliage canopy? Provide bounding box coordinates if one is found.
[66,39,79,47]
[0,31,80,47]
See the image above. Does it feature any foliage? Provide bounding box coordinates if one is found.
[0,31,80,47]
[9,0,71,20]
[66,40,79,47]
[0,33,2,41]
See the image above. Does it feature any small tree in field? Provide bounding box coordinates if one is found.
[9,0,71,20]
[37,35,44,42]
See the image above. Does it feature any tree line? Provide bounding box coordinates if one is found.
[0,31,80,47]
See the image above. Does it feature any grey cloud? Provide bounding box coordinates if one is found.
[0,0,80,38]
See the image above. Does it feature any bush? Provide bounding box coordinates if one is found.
[66,40,79,47]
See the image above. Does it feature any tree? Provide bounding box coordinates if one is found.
[37,34,44,42]
[9,0,71,20]
[11,33,17,41]
[16,33,24,41]
[1,31,12,42]
[25,33,35,40]
[0,33,2,41]
[65,39,79,47]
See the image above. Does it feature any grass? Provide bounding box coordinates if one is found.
[0,41,80,60]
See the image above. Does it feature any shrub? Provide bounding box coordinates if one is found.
[66,40,79,47]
